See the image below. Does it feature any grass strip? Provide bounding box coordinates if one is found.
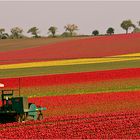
[0,59,140,78]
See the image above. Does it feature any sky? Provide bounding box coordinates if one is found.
[0,1,140,36]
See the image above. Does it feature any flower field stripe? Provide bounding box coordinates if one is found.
[1,59,140,78]
[29,91,140,112]
[0,68,140,88]
[1,111,140,139]
[0,91,140,138]
[0,37,80,52]
[19,78,140,97]
[1,33,140,65]
[1,53,140,70]
[27,91,140,118]
[1,91,140,116]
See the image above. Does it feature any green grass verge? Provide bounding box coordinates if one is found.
[0,59,140,78]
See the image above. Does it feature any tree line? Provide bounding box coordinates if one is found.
[0,20,140,39]
[92,20,140,36]
[0,24,78,39]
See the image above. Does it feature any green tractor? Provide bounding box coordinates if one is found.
[0,89,46,123]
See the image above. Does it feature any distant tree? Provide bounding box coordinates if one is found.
[133,27,140,33]
[92,30,99,36]
[135,20,140,27]
[48,26,57,37]
[64,24,78,36]
[0,28,5,34]
[2,33,9,39]
[11,27,23,39]
[120,20,135,34]
[0,28,5,39]
[27,27,40,38]
[106,27,114,35]
[0,28,9,39]
[132,21,140,33]
[61,32,77,37]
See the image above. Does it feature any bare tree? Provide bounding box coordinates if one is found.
[64,24,78,36]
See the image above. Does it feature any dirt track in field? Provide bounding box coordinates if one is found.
[0,33,140,65]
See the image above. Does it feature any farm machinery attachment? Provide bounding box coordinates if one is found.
[0,90,46,123]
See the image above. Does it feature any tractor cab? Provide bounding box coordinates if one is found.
[1,90,15,111]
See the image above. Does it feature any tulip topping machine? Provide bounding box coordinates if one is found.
[0,89,46,123]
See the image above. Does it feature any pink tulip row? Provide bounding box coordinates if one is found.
[0,111,140,139]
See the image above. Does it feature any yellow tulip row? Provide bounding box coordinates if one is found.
[1,53,140,70]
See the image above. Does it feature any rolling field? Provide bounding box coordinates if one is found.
[0,33,140,138]
[0,33,140,65]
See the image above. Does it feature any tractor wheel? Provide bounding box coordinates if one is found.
[15,114,22,122]
[26,115,34,121]
[21,113,27,122]
[15,114,25,122]
[38,113,43,120]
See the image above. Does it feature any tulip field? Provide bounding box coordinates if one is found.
[0,33,140,138]
[0,33,140,65]
[0,111,140,139]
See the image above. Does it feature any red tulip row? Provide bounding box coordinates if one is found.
[0,111,140,139]
[0,91,140,116]
[1,68,140,88]
[28,91,140,110]
[28,91,140,116]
